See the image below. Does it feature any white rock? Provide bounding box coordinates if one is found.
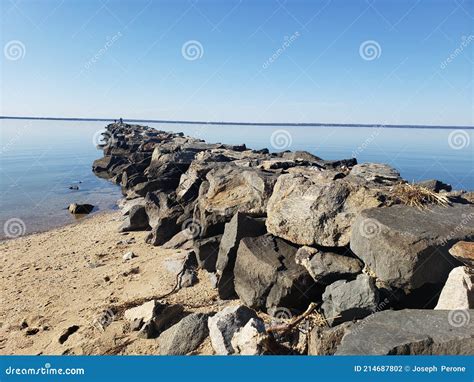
[231,318,267,355]
[123,251,136,261]
[124,300,158,323]
[435,266,474,310]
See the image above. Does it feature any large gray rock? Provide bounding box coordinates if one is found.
[208,305,258,355]
[350,205,474,292]
[194,235,222,272]
[322,274,379,326]
[349,163,401,185]
[295,246,363,283]
[435,267,474,310]
[195,165,277,237]
[266,171,391,247]
[234,235,319,311]
[335,309,474,355]
[120,204,149,232]
[159,313,209,355]
[216,213,267,299]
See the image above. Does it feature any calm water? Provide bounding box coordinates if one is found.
[0,119,473,238]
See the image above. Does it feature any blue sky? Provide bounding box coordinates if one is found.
[1,0,473,126]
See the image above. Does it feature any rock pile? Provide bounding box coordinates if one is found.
[93,122,474,355]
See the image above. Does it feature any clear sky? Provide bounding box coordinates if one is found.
[1,0,473,126]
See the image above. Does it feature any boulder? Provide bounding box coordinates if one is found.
[435,266,474,310]
[163,251,198,289]
[193,235,222,272]
[208,305,258,355]
[159,313,209,355]
[308,322,353,355]
[231,318,268,355]
[124,300,161,332]
[295,246,363,283]
[216,213,267,299]
[68,203,94,214]
[234,235,319,311]
[266,171,391,247]
[349,163,401,185]
[416,179,452,193]
[335,309,474,355]
[322,274,379,326]
[449,241,474,269]
[195,165,277,237]
[120,205,149,232]
[162,230,194,250]
[350,205,474,292]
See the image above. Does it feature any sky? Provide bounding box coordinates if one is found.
[1,0,473,126]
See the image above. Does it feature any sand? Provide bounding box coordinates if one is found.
[0,211,236,355]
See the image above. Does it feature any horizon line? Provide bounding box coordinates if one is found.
[1,115,473,130]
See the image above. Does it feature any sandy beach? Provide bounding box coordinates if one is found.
[0,211,234,355]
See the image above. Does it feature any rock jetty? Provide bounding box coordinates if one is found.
[92,122,474,355]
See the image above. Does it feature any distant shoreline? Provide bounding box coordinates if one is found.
[1,115,473,130]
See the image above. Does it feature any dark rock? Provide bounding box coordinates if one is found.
[321,274,379,326]
[162,230,194,250]
[417,179,452,193]
[234,235,319,311]
[120,205,150,232]
[350,204,474,293]
[194,235,222,272]
[159,313,209,355]
[295,246,363,283]
[335,309,474,355]
[216,212,267,299]
[208,305,258,355]
[68,203,94,214]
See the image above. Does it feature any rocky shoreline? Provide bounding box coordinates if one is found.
[81,122,474,354]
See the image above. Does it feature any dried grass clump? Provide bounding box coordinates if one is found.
[391,182,451,209]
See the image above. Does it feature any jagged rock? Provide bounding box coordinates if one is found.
[322,274,379,326]
[195,165,278,237]
[216,212,267,299]
[162,230,194,250]
[266,171,391,247]
[350,205,474,292]
[335,309,474,355]
[159,313,209,355]
[119,197,145,215]
[308,322,353,355]
[92,155,127,179]
[231,318,267,355]
[349,163,401,185]
[124,300,160,326]
[163,251,198,289]
[208,305,258,355]
[68,203,94,214]
[193,235,222,272]
[120,205,149,232]
[435,267,474,310]
[417,179,452,193]
[295,246,363,283]
[234,235,319,311]
[449,241,474,269]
